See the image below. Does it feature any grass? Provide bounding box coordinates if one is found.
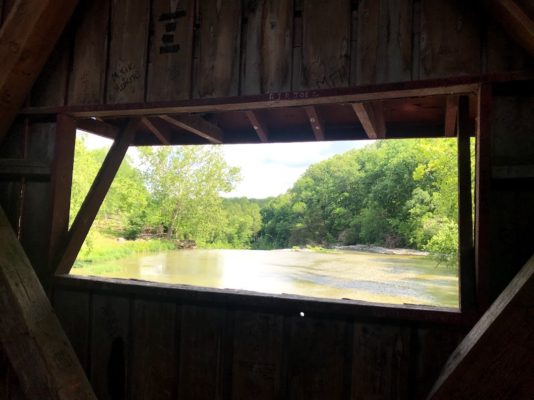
[74,230,176,267]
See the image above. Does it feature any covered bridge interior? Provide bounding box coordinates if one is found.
[0,0,533,399]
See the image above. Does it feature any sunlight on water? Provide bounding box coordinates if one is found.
[71,249,459,308]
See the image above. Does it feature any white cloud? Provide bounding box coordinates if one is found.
[80,130,374,199]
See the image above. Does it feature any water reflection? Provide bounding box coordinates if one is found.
[72,249,459,307]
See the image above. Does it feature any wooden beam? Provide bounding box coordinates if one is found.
[76,118,119,140]
[47,114,76,274]
[20,75,502,119]
[160,114,223,144]
[141,117,170,145]
[428,254,534,400]
[0,159,50,180]
[304,106,325,141]
[484,0,534,57]
[458,96,476,312]
[0,0,78,144]
[475,84,492,311]
[0,206,97,400]
[444,95,459,137]
[351,102,386,139]
[244,111,269,142]
[54,119,139,275]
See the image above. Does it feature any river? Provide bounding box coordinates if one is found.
[71,249,459,308]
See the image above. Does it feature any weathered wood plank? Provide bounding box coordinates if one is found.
[0,159,49,180]
[19,123,55,283]
[77,119,119,140]
[457,96,475,311]
[242,0,293,95]
[412,327,465,400]
[147,0,194,101]
[0,206,96,400]
[429,255,534,400]
[420,0,481,79]
[30,28,70,107]
[483,0,534,57]
[141,117,170,145]
[194,0,241,98]
[0,344,10,400]
[304,106,325,141]
[356,0,413,85]
[68,0,110,105]
[475,84,492,311]
[352,102,386,139]
[0,0,77,143]
[130,300,178,400]
[160,114,223,144]
[178,306,229,400]
[301,0,350,89]
[245,110,269,142]
[351,323,411,400]
[286,316,347,400]
[90,294,130,400]
[106,0,150,104]
[444,95,459,137]
[47,115,76,274]
[486,17,530,73]
[54,120,138,274]
[232,311,284,400]
[53,289,91,371]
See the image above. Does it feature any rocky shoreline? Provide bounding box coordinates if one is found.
[333,244,429,256]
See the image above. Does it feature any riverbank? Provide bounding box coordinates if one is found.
[333,244,429,256]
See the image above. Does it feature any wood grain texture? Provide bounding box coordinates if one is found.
[301,0,350,89]
[130,300,178,400]
[30,28,70,107]
[232,311,284,400]
[413,327,465,400]
[0,206,96,400]
[178,306,229,400]
[90,294,130,400]
[420,0,481,78]
[356,0,413,85]
[0,0,77,143]
[47,115,76,274]
[429,255,534,400]
[68,0,110,105]
[351,323,410,400]
[106,0,150,104]
[194,0,241,98]
[53,289,91,371]
[19,123,55,284]
[242,0,293,95]
[147,0,194,101]
[286,317,347,400]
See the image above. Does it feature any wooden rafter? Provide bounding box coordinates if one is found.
[444,95,459,137]
[245,111,269,142]
[428,254,534,399]
[0,206,97,400]
[304,106,325,141]
[160,114,223,144]
[484,0,534,57]
[352,102,386,139]
[0,0,78,144]
[141,117,170,145]
[54,119,139,275]
[77,118,119,140]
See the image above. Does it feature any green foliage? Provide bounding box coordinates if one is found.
[72,134,462,268]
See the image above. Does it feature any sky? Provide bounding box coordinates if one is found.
[81,131,373,199]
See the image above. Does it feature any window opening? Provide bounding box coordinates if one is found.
[70,133,469,309]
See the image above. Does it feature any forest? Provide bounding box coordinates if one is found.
[73,136,462,266]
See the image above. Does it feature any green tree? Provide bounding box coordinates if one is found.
[139,146,240,244]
